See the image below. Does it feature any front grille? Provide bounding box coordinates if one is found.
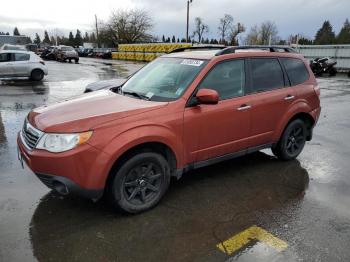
[21,119,43,150]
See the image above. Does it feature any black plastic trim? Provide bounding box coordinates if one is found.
[36,173,103,201]
[176,143,272,178]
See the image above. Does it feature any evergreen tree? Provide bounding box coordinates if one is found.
[84,32,90,42]
[13,27,20,36]
[50,36,56,45]
[75,29,83,46]
[68,31,75,46]
[177,38,180,43]
[337,19,350,44]
[162,35,165,42]
[314,20,336,44]
[166,37,171,43]
[34,33,41,45]
[172,35,176,43]
[43,31,51,44]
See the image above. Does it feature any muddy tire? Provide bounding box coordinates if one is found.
[74,58,79,63]
[272,119,307,161]
[30,69,44,81]
[108,152,170,214]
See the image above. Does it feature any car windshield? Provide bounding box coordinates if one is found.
[121,57,207,102]
[61,46,74,51]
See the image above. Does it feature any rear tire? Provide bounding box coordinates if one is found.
[272,119,307,161]
[108,152,170,213]
[30,69,44,81]
[74,58,79,63]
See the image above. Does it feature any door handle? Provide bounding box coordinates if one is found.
[284,95,295,101]
[237,104,251,111]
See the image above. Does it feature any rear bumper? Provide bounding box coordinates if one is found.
[311,106,321,125]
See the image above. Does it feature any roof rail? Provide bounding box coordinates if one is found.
[170,45,226,53]
[215,45,297,56]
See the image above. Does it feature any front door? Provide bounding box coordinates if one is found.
[183,59,251,163]
[11,53,31,76]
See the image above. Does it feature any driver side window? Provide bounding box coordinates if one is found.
[198,59,245,100]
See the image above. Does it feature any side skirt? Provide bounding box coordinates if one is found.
[175,143,273,179]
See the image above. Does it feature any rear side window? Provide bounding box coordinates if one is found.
[250,58,285,92]
[14,53,30,61]
[281,58,309,86]
[0,53,10,62]
[198,59,245,100]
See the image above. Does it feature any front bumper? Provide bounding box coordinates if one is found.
[36,173,103,200]
[17,132,108,200]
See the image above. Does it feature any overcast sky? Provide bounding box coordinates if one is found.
[1,0,349,41]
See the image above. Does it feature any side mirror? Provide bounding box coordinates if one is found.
[195,88,219,105]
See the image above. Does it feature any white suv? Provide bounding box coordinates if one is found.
[0,50,48,81]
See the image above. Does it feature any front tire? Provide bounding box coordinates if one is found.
[108,152,170,213]
[272,119,307,161]
[30,69,44,81]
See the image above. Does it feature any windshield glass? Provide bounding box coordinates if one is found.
[61,46,74,51]
[121,57,207,102]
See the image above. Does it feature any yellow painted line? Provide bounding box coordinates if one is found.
[217,225,288,255]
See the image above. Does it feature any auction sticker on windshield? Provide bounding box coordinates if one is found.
[180,59,204,66]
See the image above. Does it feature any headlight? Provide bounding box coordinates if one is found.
[36,131,92,153]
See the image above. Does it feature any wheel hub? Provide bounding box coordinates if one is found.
[138,179,147,188]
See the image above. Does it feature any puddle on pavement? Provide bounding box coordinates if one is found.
[29,152,309,262]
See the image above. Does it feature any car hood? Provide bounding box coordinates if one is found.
[28,90,168,133]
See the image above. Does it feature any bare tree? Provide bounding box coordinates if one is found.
[108,9,153,44]
[192,17,209,43]
[244,21,279,45]
[228,23,245,45]
[218,14,233,44]
[260,21,278,44]
[244,25,260,45]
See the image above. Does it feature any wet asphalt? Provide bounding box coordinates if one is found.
[1,58,350,262]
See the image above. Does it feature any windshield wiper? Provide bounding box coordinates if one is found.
[122,91,150,100]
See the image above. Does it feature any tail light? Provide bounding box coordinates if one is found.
[313,84,320,97]
[40,61,45,65]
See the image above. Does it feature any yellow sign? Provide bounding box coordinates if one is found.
[217,225,288,255]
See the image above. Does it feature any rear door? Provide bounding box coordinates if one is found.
[246,57,296,147]
[12,52,31,76]
[0,53,14,77]
[184,59,251,163]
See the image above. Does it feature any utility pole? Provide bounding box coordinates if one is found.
[186,0,193,43]
[95,14,100,48]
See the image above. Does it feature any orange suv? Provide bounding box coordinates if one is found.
[17,46,321,213]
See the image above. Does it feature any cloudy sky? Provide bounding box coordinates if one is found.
[0,0,349,41]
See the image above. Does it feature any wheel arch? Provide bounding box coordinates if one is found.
[274,101,316,143]
[275,111,315,143]
[104,141,178,190]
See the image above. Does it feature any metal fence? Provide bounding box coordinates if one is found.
[294,44,350,70]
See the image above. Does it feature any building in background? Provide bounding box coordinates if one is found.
[0,35,30,47]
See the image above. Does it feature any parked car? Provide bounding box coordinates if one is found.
[0,50,48,81]
[17,46,321,213]
[41,46,58,60]
[56,45,79,63]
